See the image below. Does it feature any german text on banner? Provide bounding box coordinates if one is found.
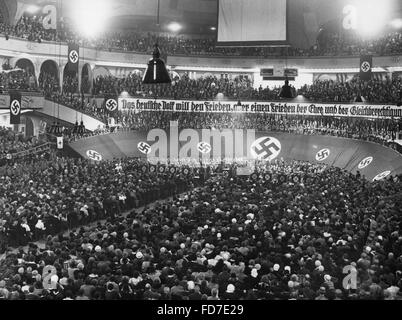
[117,97,402,119]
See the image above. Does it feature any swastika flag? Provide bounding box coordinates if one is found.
[360,55,372,81]
[10,91,21,124]
[67,43,79,73]
[104,94,118,114]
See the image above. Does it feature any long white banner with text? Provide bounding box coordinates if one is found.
[118,98,402,119]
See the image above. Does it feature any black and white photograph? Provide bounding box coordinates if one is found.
[0,0,401,315]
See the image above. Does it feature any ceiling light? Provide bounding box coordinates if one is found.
[167,22,182,32]
[142,44,171,84]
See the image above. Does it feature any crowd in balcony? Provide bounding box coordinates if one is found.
[2,13,402,57]
[298,78,402,104]
[92,73,274,101]
[0,69,37,92]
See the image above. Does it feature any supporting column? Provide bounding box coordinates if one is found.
[59,64,65,92]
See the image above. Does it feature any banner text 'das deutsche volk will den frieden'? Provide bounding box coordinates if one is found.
[118,98,402,119]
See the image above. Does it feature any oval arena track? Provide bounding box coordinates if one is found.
[69,130,402,181]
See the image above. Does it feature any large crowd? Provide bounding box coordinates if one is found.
[0,127,48,165]
[0,157,401,300]
[299,78,402,104]
[0,69,37,92]
[5,69,402,110]
[1,6,402,302]
[0,157,198,252]
[112,111,401,152]
[2,13,402,58]
[92,73,272,101]
[3,69,402,155]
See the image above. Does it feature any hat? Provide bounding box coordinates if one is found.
[188,281,195,290]
[249,266,257,276]
[284,266,291,272]
[221,252,229,261]
[226,284,235,293]
[315,260,321,267]
[50,275,59,283]
[324,274,331,282]
[60,277,68,286]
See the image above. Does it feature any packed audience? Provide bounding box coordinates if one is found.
[93,73,402,105]
[8,69,402,108]
[4,68,402,153]
[1,9,402,302]
[0,156,198,253]
[113,111,401,150]
[92,73,271,101]
[2,13,402,58]
[299,78,402,104]
[0,158,401,300]
[0,69,37,92]
[0,127,48,166]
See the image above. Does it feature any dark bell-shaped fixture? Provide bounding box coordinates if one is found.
[142,44,171,84]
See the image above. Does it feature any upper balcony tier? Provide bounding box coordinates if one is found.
[1,35,402,74]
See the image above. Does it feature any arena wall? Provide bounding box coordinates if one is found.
[69,130,402,181]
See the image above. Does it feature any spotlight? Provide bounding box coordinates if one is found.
[215,93,225,101]
[210,27,216,31]
[355,0,391,37]
[120,91,129,97]
[26,5,40,14]
[70,0,111,37]
[390,19,402,29]
[167,22,182,32]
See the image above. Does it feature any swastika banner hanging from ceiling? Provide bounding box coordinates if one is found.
[67,43,80,73]
[360,55,372,81]
[9,91,21,124]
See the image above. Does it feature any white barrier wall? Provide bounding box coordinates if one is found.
[40,99,106,131]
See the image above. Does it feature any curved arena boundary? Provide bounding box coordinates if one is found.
[69,131,402,181]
